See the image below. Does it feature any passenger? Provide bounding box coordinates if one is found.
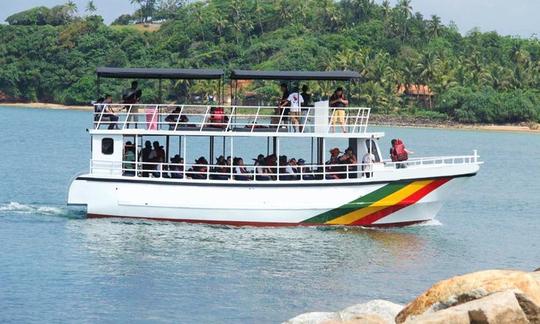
[169,154,184,179]
[297,159,315,180]
[139,140,153,177]
[254,154,271,181]
[165,107,189,130]
[122,141,136,176]
[300,85,312,132]
[211,155,229,180]
[329,87,349,133]
[189,156,209,180]
[362,147,376,178]
[265,154,278,180]
[274,83,290,128]
[286,88,304,133]
[233,157,251,181]
[149,141,165,177]
[390,139,414,169]
[326,148,342,180]
[145,99,159,130]
[94,97,105,122]
[123,80,142,129]
[340,147,358,179]
[287,158,300,180]
[101,95,119,130]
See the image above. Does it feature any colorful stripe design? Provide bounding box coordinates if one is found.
[302,178,450,226]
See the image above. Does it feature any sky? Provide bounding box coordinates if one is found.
[0,0,539,37]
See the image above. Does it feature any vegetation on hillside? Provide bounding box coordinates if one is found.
[1,0,540,123]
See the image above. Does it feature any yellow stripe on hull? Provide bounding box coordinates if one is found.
[325,180,434,225]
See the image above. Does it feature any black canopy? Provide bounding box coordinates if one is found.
[96,67,225,80]
[230,69,360,81]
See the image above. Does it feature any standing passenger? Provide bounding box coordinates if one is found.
[329,87,349,133]
[123,81,142,129]
[300,85,312,132]
[286,88,304,133]
[140,140,153,177]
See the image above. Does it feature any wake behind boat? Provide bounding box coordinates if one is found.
[67,67,481,227]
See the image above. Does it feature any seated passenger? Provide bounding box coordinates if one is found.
[233,157,251,181]
[169,154,184,179]
[208,106,229,128]
[122,141,136,176]
[265,154,278,180]
[297,159,315,180]
[94,97,105,122]
[278,155,295,181]
[189,156,209,180]
[165,107,189,130]
[340,147,358,179]
[326,148,342,180]
[211,155,229,180]
[254,154,271,181]
[101,95,119,130]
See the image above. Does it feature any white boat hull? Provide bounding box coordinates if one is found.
[68,164,478,227]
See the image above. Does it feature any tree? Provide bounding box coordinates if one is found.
[131,0,157,23]
[428,15,441,38]
[86,1,97,15]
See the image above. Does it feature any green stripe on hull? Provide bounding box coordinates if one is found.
[302,182,411,224]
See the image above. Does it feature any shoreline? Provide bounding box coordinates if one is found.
[1,103,539,134]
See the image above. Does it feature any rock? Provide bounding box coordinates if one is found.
[327,314,387,324]
[338,300,403,323]
[515,292,540,323]
[395,270,540,323]
[283,312,341,324]
[404,291,529,324]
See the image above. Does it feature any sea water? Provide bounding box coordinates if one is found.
[0,106,539,323]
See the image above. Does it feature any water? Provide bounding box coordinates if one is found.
[1,106,539,323]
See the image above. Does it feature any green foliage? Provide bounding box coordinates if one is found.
[1,0,540,124]
[6,5,77,26]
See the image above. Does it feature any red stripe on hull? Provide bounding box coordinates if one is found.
[351,178,450,226]
[87,214,427,228]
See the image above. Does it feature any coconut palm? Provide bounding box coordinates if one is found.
[86,1,97,15]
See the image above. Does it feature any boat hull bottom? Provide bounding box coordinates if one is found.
[87,213,428,228]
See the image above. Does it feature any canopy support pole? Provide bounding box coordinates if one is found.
[158,79,163,104]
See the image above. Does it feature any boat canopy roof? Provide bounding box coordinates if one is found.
[230,69,361,81]
[96,67,225,80]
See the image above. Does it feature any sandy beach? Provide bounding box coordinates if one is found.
[1,102,539,134]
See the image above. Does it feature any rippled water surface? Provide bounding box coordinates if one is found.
[1,106,539,323]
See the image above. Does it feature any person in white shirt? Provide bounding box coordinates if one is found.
[362,149,376,178]
[286,88,304,133]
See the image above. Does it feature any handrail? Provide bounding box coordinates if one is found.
[92,104,371,134]
[90,153,480,182]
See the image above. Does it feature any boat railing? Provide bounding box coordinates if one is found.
[90,152,480,181]
[92,104,371,134]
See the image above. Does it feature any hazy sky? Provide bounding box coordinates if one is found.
[0,0,538,37]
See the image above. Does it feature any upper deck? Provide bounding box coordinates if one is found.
[92,104,382,138]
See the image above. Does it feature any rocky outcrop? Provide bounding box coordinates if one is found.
[403,291,529,324]
[395,270,540,323]
[283,300,403,324]
[285,268,540,324]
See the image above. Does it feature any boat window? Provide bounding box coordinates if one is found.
[365,139,381,162]
[102,138,114,155]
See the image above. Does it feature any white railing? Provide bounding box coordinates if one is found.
[92,104,371,134]
[89,152,480,182]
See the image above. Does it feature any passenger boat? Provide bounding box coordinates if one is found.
[67,68,482,227]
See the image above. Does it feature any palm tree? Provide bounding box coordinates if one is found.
[65,1,78,16]
[428,15,442,38]
[85,1,97,15]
